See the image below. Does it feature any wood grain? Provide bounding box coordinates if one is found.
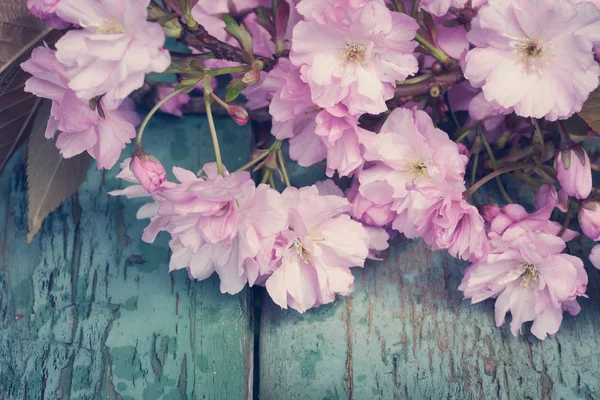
[260,204,600,399]
[0,113,254,399]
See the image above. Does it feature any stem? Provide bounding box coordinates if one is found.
[261,168,271,184]
[182,22,277,71]
[391,0,405,12]
[397,73,433,85]
[411,0,420,17]
[480,128,513,204]
[268,172,276,188]
[203,78,224,176]
[234,140,282,173]
[207,65,249,78]
[455,126,474,143]
[235,150,271,173]
[464,163,535,199]
[558,199,573,238]
[415,33,452,65]
[210,92,230,111]
[513,171,543,189]
[277,149,291,187]
[136,87,187,147]
[531,118,545,161]
[470,140,480,186]
[445,92,461,130]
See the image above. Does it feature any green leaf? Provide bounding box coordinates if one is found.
[0,64,42,173]
[223,15,253,62]
[0,0,50,74]
[579,86,600,134]
[0,9,58,173]
[226,77,247,102]
[26,101,91,243]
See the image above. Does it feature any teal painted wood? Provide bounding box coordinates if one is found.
[260,216,600,399]
[0,113,253,400]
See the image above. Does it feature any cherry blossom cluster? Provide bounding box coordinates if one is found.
[22,0,600,339]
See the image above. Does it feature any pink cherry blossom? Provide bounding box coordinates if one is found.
[413,186,488,261]
[361,107,467,202]
[290,1,418,114]
[347,180,395,227]
[487,185,579,242]
[459,226,587,339]
[54,0,171,109]
[156,85,191,117]
[265,185,370,312]
[314,105,374,177]
[578,201,600,240]
[27,0,69,29]
[144,164,256,246]
[464,0,600,120]
[131,153,167,194]
[556,147,592,200]
[113,162,289,294]
[21,46,138,169]
[262,59,327,167]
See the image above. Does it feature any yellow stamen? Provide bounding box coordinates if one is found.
[341,43,367,64]
[510,37,551,75]
[96,18,126,34]
[519,263,539,289]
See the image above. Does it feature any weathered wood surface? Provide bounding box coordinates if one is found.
[259,201,600,399]
[3,110,600,400]
[0,113,254,400]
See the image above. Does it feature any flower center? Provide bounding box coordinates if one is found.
[342,43,367,64]
[404,159,428,181]
[518,263,539,289]
[511,37,551,75]
[96,18,126,34]
[290,238,311,264]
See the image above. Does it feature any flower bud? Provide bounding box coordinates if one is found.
[578,201,600,240]
[556,147,592,200]
[132,151,167,194]
[242,69,261,86]
[228,105,249,125]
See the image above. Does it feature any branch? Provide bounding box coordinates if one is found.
[387,68,465,108]
[180,23,278,71]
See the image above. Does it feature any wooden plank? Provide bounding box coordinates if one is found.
[0,113,254,399]
[259,233,600,399]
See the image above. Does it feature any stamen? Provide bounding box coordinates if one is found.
[290,238,311,264]
[96,18,126,34]
[341,43,367,64]
[403,159,428,181]
[519,263,539,289]
[508,36,551,75]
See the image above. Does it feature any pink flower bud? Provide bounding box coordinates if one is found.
[132,152,167,194]
[556,147,592,200]
[578,201,600,240]
[228,106,249,125]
